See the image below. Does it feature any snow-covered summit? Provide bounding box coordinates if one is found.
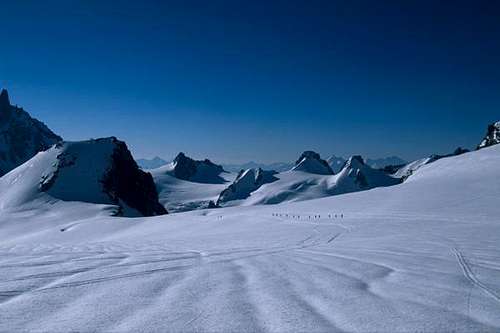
[217,168,278,205]
[292,151,334,175]
[0,89,62,176]
[161,152,227,184]
[0,137,167,217]
[478,121,500,149]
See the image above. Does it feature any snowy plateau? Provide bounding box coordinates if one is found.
[0,90,499,332]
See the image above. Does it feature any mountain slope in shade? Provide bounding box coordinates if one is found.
[136,156,168,169]
[0,137,166,217]
[478,121,500,149]
[164,152,226,184]
[292,151,334,175]
[332,155,401,194]
[217,168,278,205]
[0,89,62,176]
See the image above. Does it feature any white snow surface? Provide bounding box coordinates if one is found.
[393,156,433,179]
[151,163,235,212]
[0,145,500,332]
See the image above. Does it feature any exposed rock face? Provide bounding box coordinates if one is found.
[171,152,226,184]
[343,156,369,188]
[478,121,500,150]
[217,168,278,204]
[292,151,334,175]
[0,89,62,176]
[40,137,167,217]
[102,139,167,216]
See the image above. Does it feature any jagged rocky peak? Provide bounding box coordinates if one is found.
[170,152,226,183]
[341,155,369,188]
[40,137,167,217]
[478,121,500,150]
[346,155,365,166]
[0,89,62,176]
[292,150,334,175]
[0,89,10,107]
[337,154,401,190]
[217,168,278,205]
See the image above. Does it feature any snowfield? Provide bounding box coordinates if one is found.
[0,145,499,332]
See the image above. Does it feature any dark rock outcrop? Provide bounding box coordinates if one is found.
[170,152,226,184]
[217,168,278,205]
[0,89,62,176]
[40,137,167,217]
[335,155,401,191]
[428,147,470,164]
[477,121,500,150]
[102,138,167,216]
[292,151,334,175]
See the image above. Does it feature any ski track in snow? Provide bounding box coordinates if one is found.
[452,247,500,303]
[1,145,500,332]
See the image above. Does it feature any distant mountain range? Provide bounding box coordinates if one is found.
[136,156,169,169]
[222,155,407,174]
[222,161,294,173]
[0,88,498,216]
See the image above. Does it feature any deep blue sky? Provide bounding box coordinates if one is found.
[1,0,499,163]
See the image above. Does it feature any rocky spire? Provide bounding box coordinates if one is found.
[477,121,500,150]
[0,89,10,108]
[292,150,334,175]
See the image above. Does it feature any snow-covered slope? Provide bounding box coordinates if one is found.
[478,121,500,149]
[0,143,499,332]
[151,155,234,212]
[0,89,61,176]
[394,147,470,180]
[292,151,334,175]
[0,137,166,217]
[392,156,432,179]
[232,155,400,206]
[331,155,401,193]
[217,168,278,205]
